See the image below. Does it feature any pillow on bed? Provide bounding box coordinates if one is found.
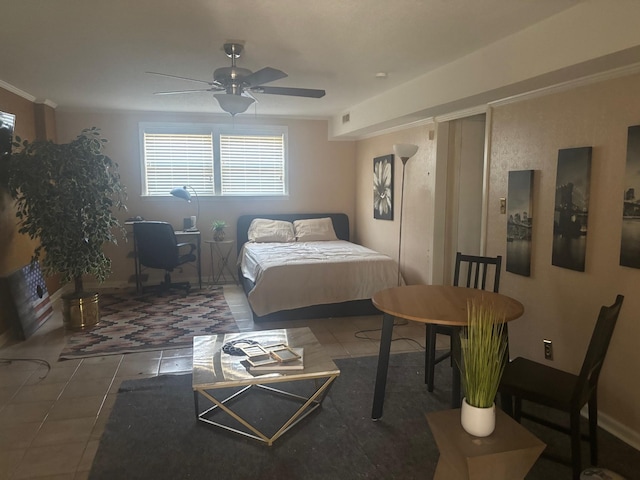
[248,218,296,243]
[293,217,339,241]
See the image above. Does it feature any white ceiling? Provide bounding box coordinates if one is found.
[1,0,586,121]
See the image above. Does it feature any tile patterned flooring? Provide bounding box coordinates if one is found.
[0,285,431,479]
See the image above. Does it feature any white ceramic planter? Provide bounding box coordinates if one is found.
[460,397,496,437]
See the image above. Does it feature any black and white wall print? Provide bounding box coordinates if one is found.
[506,170,534,276]
[552,147,592,272]
[620,125,640,268]
[373,154,394,220]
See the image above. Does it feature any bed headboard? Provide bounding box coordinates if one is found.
[237,213,350,254]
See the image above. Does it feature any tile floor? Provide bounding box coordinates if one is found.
[0,285,431,479]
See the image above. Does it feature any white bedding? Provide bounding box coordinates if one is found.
[240,240,400,316]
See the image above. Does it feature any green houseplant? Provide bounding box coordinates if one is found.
[2,127,127,328]
[458,299,508,436]
[211,219,227,241]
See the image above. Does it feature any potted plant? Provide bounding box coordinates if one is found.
[211,219,227,241]
[1,127,127,329]
[457,299,508,437]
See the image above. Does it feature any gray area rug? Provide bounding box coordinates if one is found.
[89,352,640,479]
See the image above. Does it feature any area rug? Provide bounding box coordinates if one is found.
[87,351,640,480]
[59,288,238,360]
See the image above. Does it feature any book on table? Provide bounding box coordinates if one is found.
[242,345,304,372]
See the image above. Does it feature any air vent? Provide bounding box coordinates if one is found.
[342,113,350,124]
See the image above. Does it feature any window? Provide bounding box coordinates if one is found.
[140,123,288,196]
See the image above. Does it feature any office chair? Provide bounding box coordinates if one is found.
[425,252,502,391]
[499,294,624,480]
[133,221,196,294]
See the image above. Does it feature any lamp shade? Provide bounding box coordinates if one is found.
[214,94,255,116]
[393,144,419,163]
[170,186,191,202]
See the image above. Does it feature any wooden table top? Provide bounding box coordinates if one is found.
[372,285,524,326]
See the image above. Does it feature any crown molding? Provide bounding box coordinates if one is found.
[37,99,58,109]
[0,80,36,102]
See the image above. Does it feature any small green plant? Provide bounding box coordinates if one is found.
[211,220,227,241]
[458,300,508,408]
[211,220,227,231]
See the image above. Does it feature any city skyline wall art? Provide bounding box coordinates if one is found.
[506,170,534,276]
[551,146,592,272]
[620,125,640,268]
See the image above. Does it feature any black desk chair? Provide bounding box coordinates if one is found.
[499,294,624,480]
[425,252,502,390]
[133,221,196,294]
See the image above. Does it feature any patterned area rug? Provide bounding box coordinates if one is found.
[59,288,239,360]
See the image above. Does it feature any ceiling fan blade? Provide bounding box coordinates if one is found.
[244,67,288,87]
[146,71,218,86]
[153,88,221,95]
[252,86,326,98]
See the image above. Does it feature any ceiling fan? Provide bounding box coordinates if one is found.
[147,43,325,116]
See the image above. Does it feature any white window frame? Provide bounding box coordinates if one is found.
[139,122,289,197]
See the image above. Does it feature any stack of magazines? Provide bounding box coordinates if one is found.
[241,344,304,372]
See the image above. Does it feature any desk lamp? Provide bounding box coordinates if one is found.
[170,186,200,231]
[393,143,419,286]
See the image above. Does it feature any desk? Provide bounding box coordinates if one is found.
[371,285,524,419]
[205,240,237,285]
[426,408,545,480]
[129,224,202,292]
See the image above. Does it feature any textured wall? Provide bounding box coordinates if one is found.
[487,72,640,442]
[354,124,436,285]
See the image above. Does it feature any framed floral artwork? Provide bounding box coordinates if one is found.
[373,154,394,220]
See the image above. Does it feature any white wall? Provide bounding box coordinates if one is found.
[55,110,356,287]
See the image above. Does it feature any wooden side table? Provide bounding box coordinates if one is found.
[426,408,545,480]
[206,240,237,285]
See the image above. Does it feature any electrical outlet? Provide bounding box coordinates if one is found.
[543,339,553,360]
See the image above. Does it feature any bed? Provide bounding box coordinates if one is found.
[237,213,399,322]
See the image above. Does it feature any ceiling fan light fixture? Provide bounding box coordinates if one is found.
[214,93,255,116]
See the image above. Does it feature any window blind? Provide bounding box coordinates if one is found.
[143,133,214,196]
[219,133,285,195]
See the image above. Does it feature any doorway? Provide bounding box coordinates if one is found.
[442,113,487,285]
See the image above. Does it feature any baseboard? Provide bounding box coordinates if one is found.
[585,407,640,451]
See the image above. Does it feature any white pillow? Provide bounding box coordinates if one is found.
[293,217,338,242]
[247,218,295,243]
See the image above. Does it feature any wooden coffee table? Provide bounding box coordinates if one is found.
[192,327,340,446]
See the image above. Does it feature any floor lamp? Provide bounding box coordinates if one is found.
[393,143,419,286]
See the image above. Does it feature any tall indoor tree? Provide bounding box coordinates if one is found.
[2,127,127,328]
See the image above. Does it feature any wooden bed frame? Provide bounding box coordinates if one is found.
[236,213,380,322]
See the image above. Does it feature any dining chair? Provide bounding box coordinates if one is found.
[133,221,197,294]
[424,252,502,391]
[499,294,624,480]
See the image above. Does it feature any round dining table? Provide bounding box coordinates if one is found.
[371,284,524,420]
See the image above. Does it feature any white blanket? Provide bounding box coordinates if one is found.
[240,240,400,316]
